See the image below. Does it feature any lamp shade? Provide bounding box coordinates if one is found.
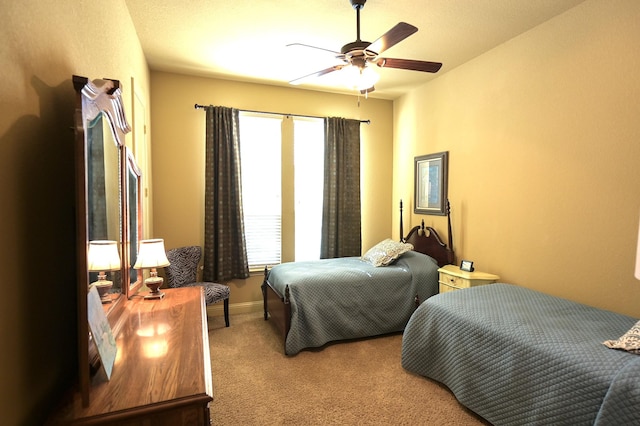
[134,239,170,269]
[88,240,121,272]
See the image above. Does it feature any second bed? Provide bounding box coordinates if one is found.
[262,205,455,355]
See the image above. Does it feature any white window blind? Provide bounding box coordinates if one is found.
[239,112,324,269]
[293,118,324,261]
[239,113,282,268]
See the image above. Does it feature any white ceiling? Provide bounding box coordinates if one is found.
[125,0,587,100]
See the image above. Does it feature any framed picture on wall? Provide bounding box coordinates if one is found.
[414,151,449,216]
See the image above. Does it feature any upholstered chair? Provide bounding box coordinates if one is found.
[164,246,230,327]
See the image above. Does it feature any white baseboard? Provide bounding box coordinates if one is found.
[206,300,263,318]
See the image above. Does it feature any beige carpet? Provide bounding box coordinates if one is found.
[206,312,490,425]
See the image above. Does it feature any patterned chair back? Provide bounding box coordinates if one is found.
[164,246,201,288]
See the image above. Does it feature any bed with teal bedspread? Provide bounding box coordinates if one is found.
[266,251,439,355]
[401,283,640,425]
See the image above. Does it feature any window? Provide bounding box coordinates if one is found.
[239,112,324,269]
[293,118,324,261]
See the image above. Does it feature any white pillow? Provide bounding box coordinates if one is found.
[603,320,640,355]
[362,239,414,267]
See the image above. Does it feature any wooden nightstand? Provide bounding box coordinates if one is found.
[438,264,500,293]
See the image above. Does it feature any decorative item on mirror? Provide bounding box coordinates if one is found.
[88,240,122,303]
[134,239,171,299]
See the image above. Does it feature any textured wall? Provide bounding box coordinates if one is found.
[393,0,640,317]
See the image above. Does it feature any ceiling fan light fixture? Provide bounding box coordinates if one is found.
[341,64,379,91]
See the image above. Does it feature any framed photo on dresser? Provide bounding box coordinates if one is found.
[87,286,117,379]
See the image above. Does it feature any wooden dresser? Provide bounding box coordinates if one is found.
[438,264,500,293]
[48,286,213,425]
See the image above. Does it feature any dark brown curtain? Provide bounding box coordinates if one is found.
[203,106,250,282]
[320,117,362,258]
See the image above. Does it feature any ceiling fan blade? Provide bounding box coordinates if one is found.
[375,58,442,73]
[287,43,342,57]
[366,22,418,55]
[289,65,345,85]
[360,85,375,95]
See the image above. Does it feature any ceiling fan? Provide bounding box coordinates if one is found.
[288,0,442,94]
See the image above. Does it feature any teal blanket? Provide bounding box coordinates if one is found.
[267,251,439,355]
[402,284,640,425]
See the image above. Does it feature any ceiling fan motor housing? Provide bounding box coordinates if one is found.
[341,40,374,55]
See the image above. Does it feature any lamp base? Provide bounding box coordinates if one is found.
[144,276,165,300]
[144,291,165,300]
[92,280,113,304]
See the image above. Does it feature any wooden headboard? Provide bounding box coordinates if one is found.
[400,200,455,267]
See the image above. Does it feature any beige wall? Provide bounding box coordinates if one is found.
[0,1,149,424]
[150,72,393,310]
[393,0,640,318]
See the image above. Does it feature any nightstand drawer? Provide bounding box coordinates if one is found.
[439,273,470,290]
[439,281,463,293]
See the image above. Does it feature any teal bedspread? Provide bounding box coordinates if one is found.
[266,251,439,355]
[402,283,640,425]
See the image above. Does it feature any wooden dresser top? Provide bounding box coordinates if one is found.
[49,286,213,423]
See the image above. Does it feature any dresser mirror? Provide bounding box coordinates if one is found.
[73,75,132,405]
[86,112,123,295]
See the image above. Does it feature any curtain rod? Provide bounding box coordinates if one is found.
[194,103,370,124]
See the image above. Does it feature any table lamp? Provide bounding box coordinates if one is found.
[88,240,121,303]
[134,239,170,299]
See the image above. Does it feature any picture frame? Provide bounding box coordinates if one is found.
[87,286,117,379]
[414,151,449,215]
[460,260,475,272]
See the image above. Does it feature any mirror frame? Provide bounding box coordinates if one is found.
[123,146,143,297]
[73,75,131,406]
